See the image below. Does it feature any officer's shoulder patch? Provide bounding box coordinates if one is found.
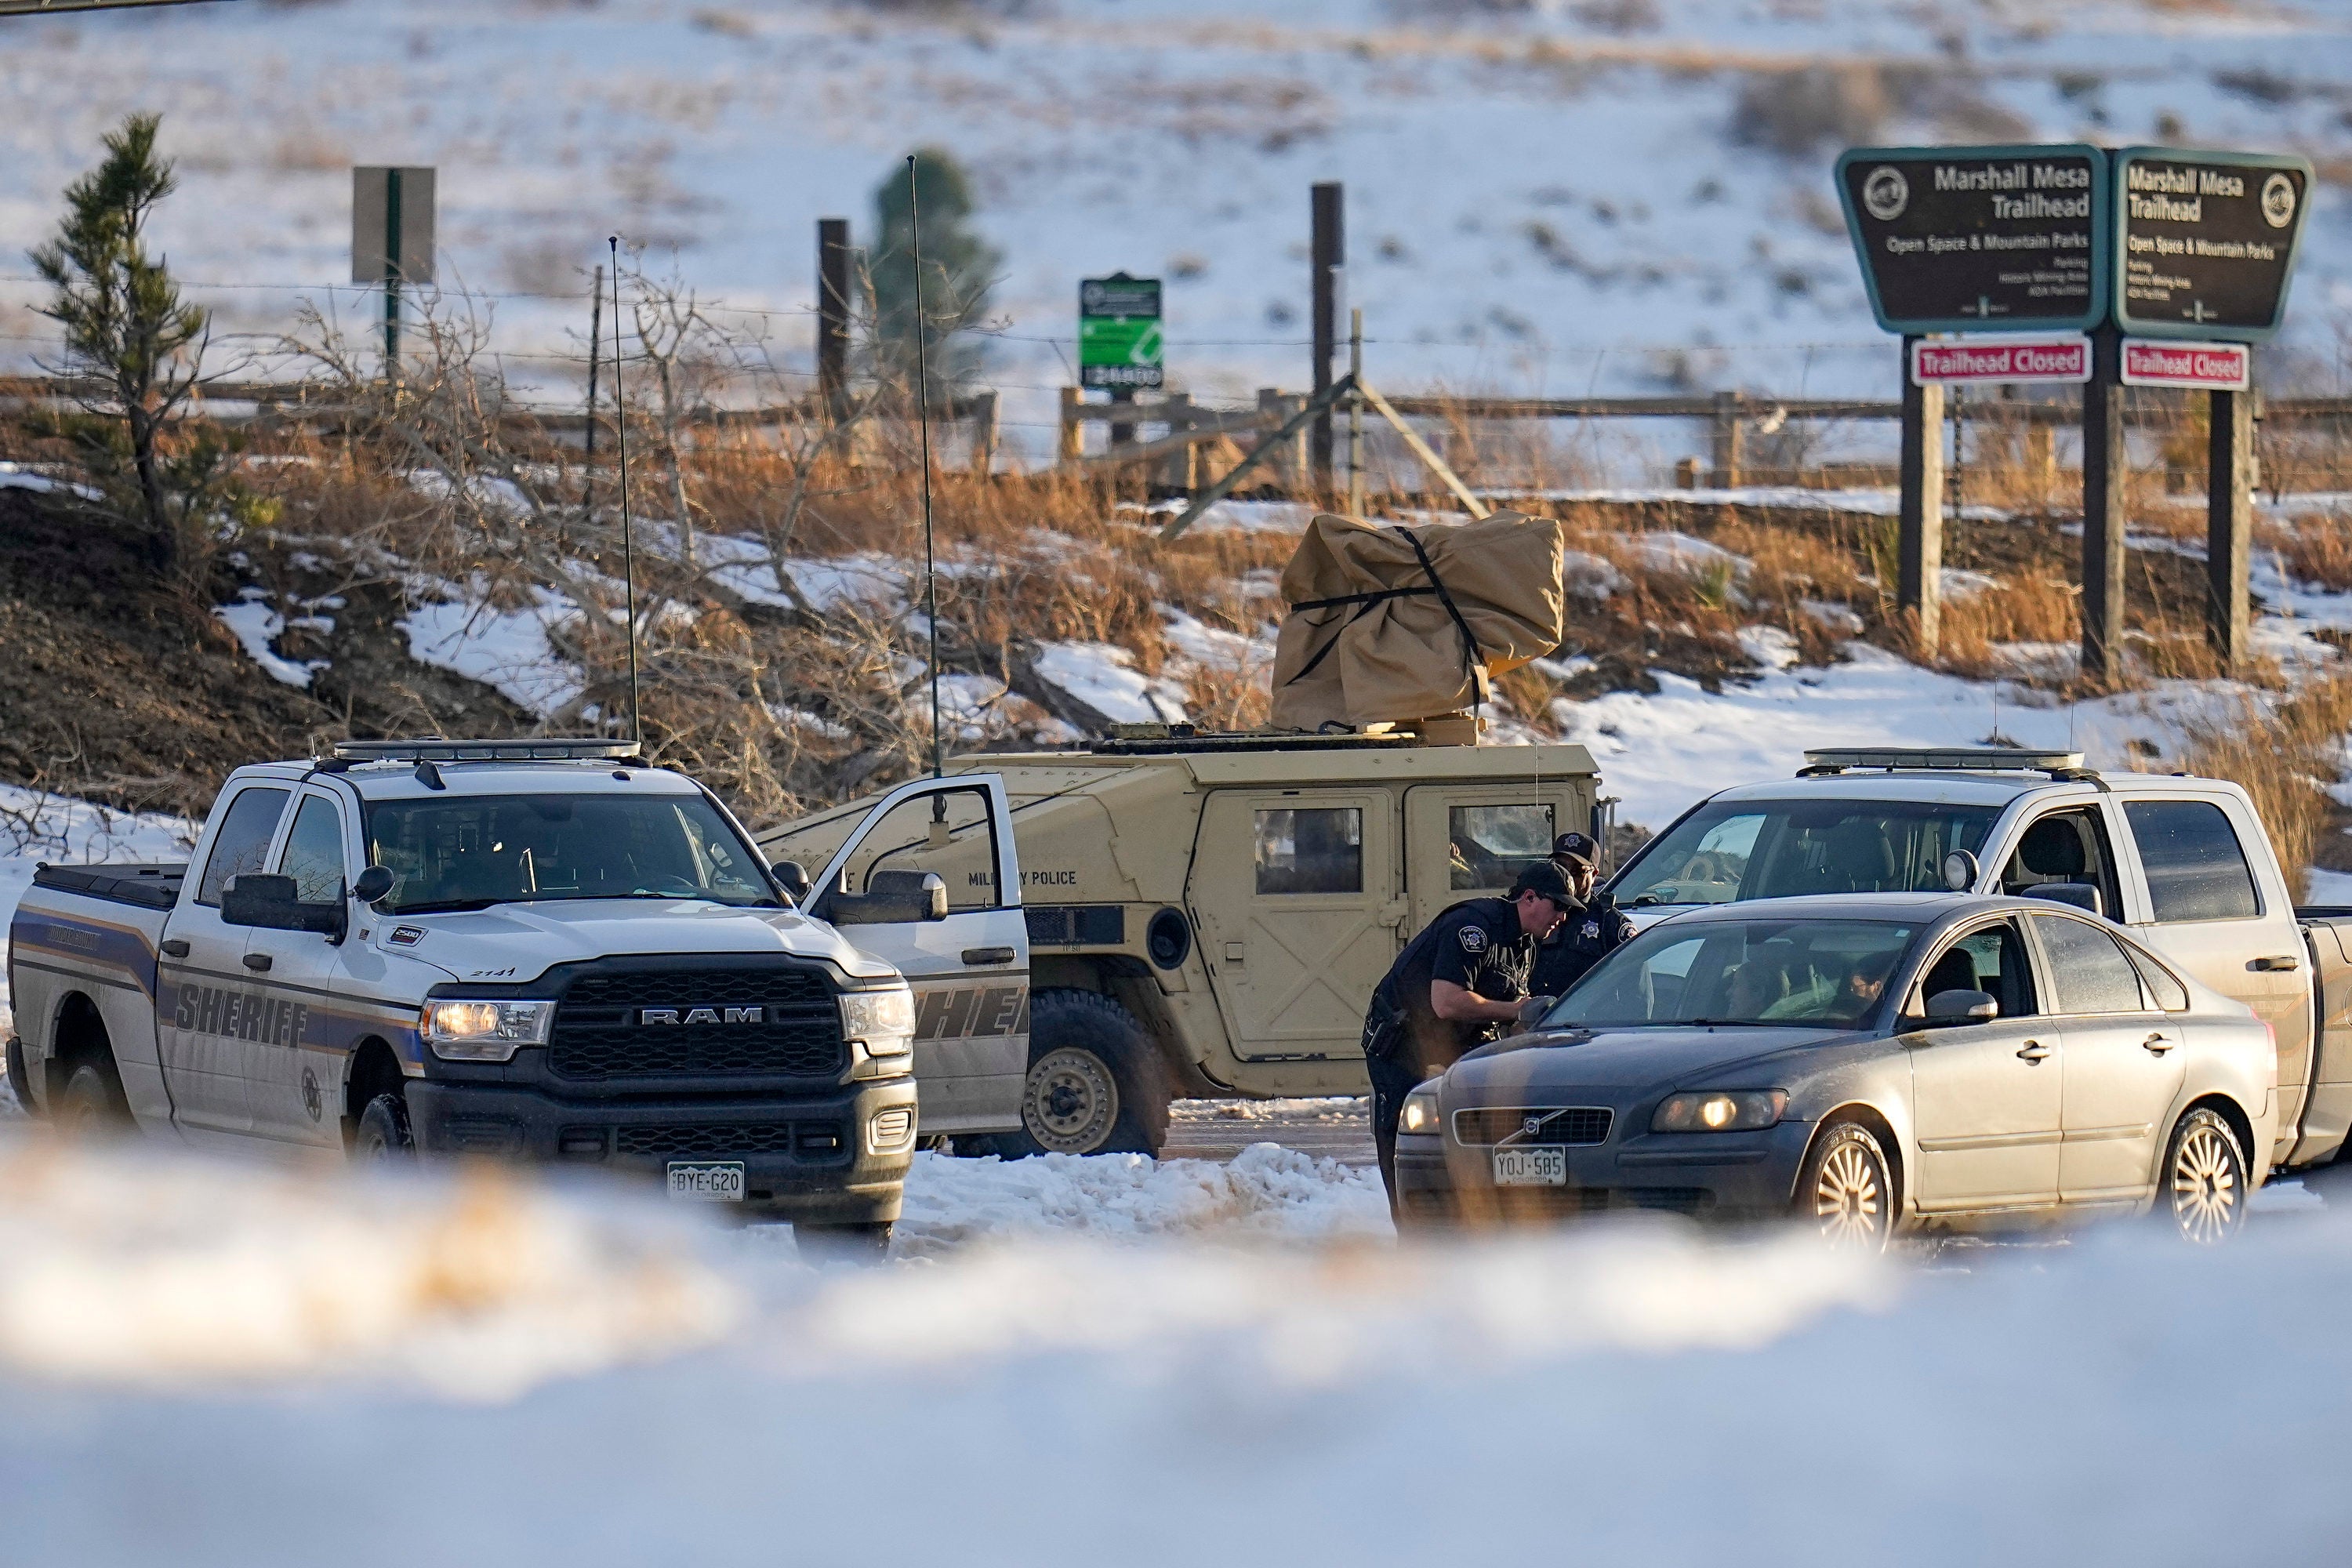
[1457,924,1488,954]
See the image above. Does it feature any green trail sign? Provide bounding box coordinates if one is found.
[2114,147,2312,342]
[1079,274,1163,390]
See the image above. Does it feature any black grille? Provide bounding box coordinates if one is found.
[549,964,844,1080]
[1453,1106,1614,1146]
[611,1122,847,1160]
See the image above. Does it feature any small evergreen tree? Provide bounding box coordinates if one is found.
[871,148,1000,401]
[30,112,208,575]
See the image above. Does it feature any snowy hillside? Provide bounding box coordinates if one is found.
[2,0,2348,452]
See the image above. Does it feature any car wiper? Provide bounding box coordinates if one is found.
[383,897,507,914]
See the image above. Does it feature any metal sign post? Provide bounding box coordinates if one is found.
[351,165,436,385]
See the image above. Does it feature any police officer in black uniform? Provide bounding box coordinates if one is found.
[1361,862,1574,1206]
[1530,830,1635,1002]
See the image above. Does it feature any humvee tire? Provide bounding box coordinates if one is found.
[971,989,1171,1160]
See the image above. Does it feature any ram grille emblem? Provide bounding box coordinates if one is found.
[639,1006,764,1025]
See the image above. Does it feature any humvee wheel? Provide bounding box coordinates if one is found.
[989,989,1170,1159]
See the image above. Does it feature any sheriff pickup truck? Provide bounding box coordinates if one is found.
[4,739,1033,1248]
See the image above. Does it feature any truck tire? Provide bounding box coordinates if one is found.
[353,1091,415,1164]
[54,1057,132,1136]
[989,989,1171,1160]
[797,1221,895,1261]
[5,1034,34,1116]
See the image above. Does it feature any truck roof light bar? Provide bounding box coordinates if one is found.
[1799,746,2088,779]
[318,739,646,765]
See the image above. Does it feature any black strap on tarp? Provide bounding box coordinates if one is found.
[1282,528,1486,724]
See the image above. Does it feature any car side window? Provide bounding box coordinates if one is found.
[2122,799,2262,922]
[1910,920,2038,1019]
[195,786,292,907]
[2031,915,2151,1014]
[2001,808,2124,919]
[842,786,1002,911]
[274,794,348,905]
[2118,935,2192,1012]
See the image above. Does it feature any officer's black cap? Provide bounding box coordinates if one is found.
[1510,861,1574,906]
[1549,831,1599,869]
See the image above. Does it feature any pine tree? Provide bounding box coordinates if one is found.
[871,148,1000,402]
[30,112,208,575]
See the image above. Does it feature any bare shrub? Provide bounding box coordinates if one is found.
[2166,675,2352,902]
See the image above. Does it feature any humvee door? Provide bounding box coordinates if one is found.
[809,774,1030,1137]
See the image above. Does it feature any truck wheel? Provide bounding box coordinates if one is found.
[2161,1106,2247,1244]
[998,989,1170,1160]
[54,1058,132,1136]
[796,1221,894,1261]
[1796,1118,1896,1251]
[353,1091,415,1164]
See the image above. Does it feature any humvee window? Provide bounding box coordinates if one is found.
[1448,804,1554,890]
[1254,808,1363,895]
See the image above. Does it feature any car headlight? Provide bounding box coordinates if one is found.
[839,985,916,1057]
[1651,1089,1788,1133]
[1399,1083,1443,1137]
[422,999,554,1062]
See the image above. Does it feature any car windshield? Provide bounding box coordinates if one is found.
[365,792,781,913]
[1547,917,1918,1029]
[1613,797,1998,907]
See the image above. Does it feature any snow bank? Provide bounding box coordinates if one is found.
[212,596,320,688]
[398,584,586,717]
[0,1138,735,1397]
[1029,641,1189,726]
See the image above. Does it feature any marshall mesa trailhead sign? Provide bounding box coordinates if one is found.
[2114,147,2310,340]
[1836,143,2107,334]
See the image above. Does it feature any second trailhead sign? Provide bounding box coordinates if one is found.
[1836,143,2107,335]
[2114,147,2312,341]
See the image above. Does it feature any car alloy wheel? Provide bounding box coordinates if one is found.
[1804,1121,1893,1250]
[2166,1109,2245,1245]
[1022,1045,1120,1155]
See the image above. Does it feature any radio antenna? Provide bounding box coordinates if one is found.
[908,154,942,779]
[609,236,643,746]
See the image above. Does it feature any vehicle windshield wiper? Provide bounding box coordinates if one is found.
[383,897,508,915]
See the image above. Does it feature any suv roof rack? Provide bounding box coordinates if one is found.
[1799,746,2089,781]
[317,738,645,766]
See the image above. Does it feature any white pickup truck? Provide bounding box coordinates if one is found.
[4,740,1035,1245]
[1606,746,2352,1175]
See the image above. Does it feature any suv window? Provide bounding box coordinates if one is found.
[2000,808,2124,920]
[1255,808,1362,895]
[2123,800,2262,921]
[1448,804,1552,891]
[276,794,347,904]
[2032,915,2150,1014]
[196,786,291,906]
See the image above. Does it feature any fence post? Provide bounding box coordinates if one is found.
[817,218,851,426]
[2080,325,2127,682]
[969,390,999,478]
[2207,385,2254,671]
[1311,181,1344,495]
[1257,387,1289,488]
[1058,386,1082,465]
[1897,336,1946,659]
[1708,390,1744,488]
[1157,392,1193,492]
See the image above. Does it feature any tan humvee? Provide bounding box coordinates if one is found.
[759,729,1601,1158]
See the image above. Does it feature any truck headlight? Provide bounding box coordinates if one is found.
[1399,1083,1443,1137]
[1651,1089,1787,1133]
[839,985,916,1057]
[422,1000,554,1062]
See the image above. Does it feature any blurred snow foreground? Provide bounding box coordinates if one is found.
[4,1137,2352,1563]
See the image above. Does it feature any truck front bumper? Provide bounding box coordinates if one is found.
[407,1076,919,1225]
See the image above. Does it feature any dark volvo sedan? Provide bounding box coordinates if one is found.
[1391,895,2276,1248]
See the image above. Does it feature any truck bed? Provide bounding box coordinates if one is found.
[2293,908,2352,1167]
[28,863,187,912]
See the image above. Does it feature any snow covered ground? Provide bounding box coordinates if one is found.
[4,1127,2352,1565]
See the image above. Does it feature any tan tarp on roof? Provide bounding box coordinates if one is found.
[1269,511,1566,731]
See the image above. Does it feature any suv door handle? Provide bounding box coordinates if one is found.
[2016,1040,2052,1062]
[2251,954,2301,973]
[159,939,190,958]
[241,953,273,972]
[2143,1033,2177,1054]
[961,946,1016,965]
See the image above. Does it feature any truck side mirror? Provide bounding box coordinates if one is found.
[221,874,347,938]
[829,870,950,926]
[774,861,811,902]
[352,866,396,905]
[1925,988,1999,1024]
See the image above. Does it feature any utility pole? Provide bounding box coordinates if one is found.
[1311,181,1344,498]
[1347,307,1365,516]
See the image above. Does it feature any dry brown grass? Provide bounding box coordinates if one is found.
[2168,674,2352,903]
[2263,509,2352,593]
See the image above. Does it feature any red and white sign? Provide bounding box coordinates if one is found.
[1910,335,2092,386]
[2121,339,2252,392]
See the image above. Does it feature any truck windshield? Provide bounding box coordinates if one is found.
[1547,917,1918,1030]
[1613,798,1998,908]
[365,793,781,913]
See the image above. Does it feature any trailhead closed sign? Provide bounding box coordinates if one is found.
[1837,144,2107,334]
